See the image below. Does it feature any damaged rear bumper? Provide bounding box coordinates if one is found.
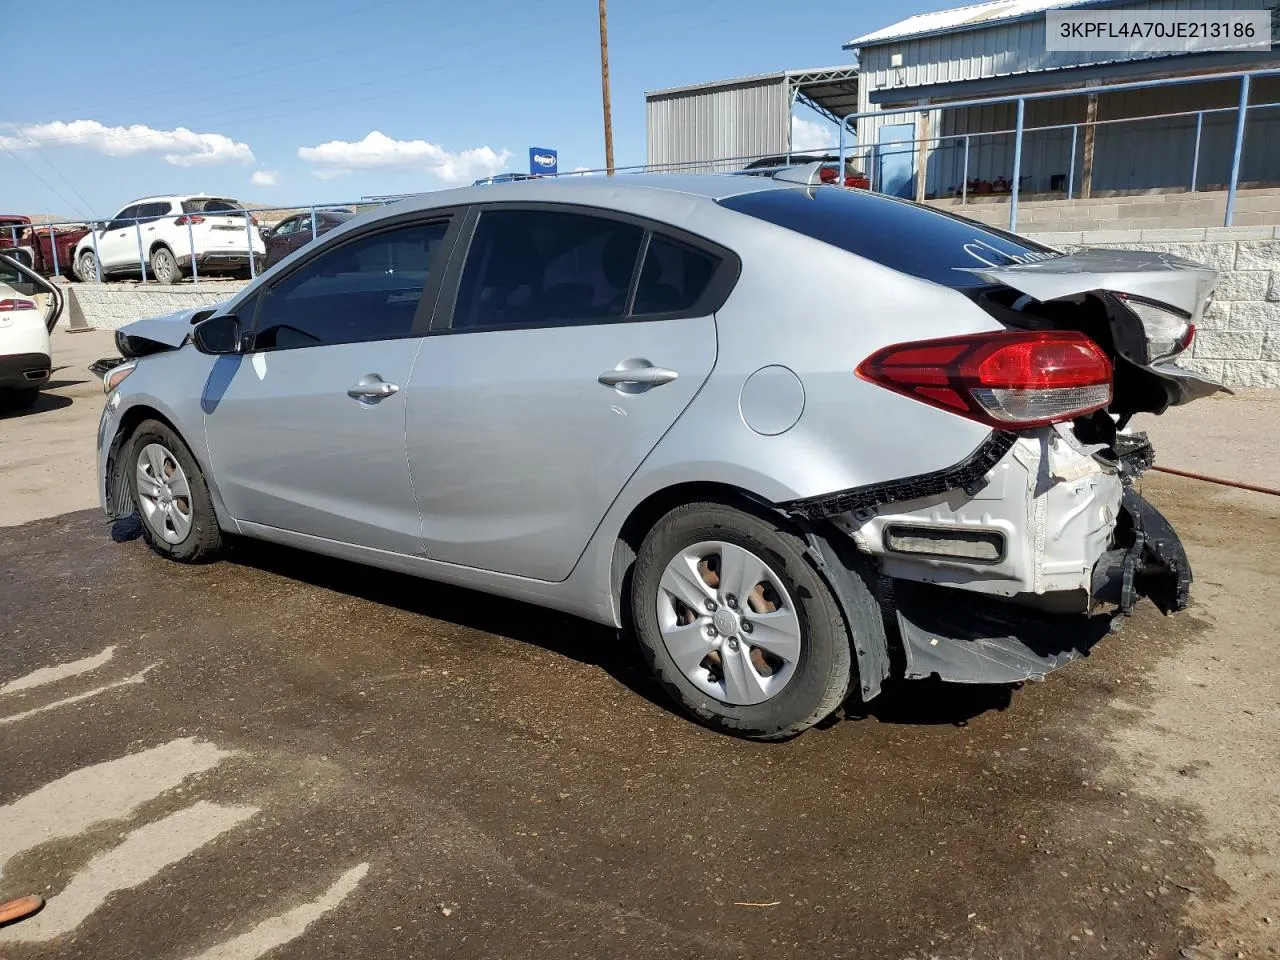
[785,427,1192,692]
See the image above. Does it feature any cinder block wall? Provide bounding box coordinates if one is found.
[1027,226,1280,387]
[64,282,250,332]
[929,187,1280,233]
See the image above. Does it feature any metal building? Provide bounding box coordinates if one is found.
[844,0,1280,200]
[645,67,860,173]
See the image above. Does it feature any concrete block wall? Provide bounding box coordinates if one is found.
[1026,226,1280,387]
[927,187,1280,234]
[64,281,250,332]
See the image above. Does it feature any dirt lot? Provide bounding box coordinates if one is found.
[0,338,1277,959]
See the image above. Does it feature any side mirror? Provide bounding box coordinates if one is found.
[192,314,243,355]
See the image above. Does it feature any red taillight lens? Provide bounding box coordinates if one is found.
[818,167,838,183]
[857,330,1113,428]
[0,298,36,311]
[173,215,206,226]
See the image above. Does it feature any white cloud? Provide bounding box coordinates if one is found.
[0,119,253,166]
[296,131,510,185]
[791,115,835,153]
[251,169,280,187]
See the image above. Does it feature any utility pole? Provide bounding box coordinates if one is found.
[598,0,615,174]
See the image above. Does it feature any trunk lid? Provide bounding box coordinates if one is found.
[962,247,1228,414]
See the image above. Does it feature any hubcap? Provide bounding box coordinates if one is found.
[135,443,193,544]
[656,540,803,706]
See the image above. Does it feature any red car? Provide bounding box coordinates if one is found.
[0,215,89,279]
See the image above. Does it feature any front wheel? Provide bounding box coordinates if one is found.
[631,501,855,740]
[126,420,223,562]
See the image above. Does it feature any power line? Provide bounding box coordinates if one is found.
[0,141,92,220]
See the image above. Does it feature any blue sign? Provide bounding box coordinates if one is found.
[529,147,558,175]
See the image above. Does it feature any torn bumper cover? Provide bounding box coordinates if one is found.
[784,427,1192,691]
[891,489,1191,685]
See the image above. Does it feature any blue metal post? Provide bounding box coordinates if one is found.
[187,219,199,282]
[245,213,257,279]
[834,120,844,186]
[310,205,317,241]
[135,222,147,283]
[1191,111,1203,193]
[1225,75,1251,226]
[1068,125,1077,199]
[1010,98,1025,232]
[48,226,59,277]
[90,226,102,282]
[962,135,970,204]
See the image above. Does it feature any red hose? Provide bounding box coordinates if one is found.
[1152,464,1280,498]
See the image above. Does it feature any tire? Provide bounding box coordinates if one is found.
[126,419,222,563]
[631,500,857,740]
[76,250,99,283]
[150,246,181,284]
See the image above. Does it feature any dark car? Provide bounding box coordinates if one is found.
[261,209,354,268]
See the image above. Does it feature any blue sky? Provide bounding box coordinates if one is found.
[0,0,954,218]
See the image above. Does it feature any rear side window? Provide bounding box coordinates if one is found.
[137,202,172,223]
[633,235,718,315]
[452,210,643,330]
[717,188,1061,289]
[252,219,449,350]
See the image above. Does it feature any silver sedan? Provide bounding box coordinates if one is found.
[95,170,1221,739]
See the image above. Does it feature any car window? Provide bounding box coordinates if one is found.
[183,198,245,214]
[633,234,720,315]
[109,205,140,230]
[451,209,643,330]
[137,202,171,224]
[274,217,298,237]
[252,219,449,351]
[717,187,1062,289]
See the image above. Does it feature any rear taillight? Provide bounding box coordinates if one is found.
[818,167,838,184]
[174,215,206,226]
[1113,293,1194,363]
[857,330,1113,428]
[0,298,36,311]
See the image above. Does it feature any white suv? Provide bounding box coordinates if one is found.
[73,195,266,284]
[0,252,62,410]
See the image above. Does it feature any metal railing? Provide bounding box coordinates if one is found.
[836,66,1280,230]
[2,199,400,283]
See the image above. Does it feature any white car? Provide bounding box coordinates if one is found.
[0,252,63,410]
[73,195,266,284]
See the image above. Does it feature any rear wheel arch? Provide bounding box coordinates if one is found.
[610,482,799,629]
[610,480,892,708]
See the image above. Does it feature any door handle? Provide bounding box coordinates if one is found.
[347,373,400,404]
[598,362,679,388]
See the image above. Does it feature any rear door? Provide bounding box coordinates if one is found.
[404,205,731,581]
[203,214,459,554]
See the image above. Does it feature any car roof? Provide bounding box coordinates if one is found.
[381,173,790,217]
[123,194,240,206]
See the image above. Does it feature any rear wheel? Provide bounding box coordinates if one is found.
[150,246,181,284]
[631,501,855,740]
[76,250,98,283]
[126,420,222,563]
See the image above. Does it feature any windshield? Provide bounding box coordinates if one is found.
[718,187,1063,289]
[182,198,245,214]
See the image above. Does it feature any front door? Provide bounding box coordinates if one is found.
[404,207,725,581]
[203,217,455,554]
[97,205,140,270]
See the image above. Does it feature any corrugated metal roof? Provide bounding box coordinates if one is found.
[847,0,1104,48]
